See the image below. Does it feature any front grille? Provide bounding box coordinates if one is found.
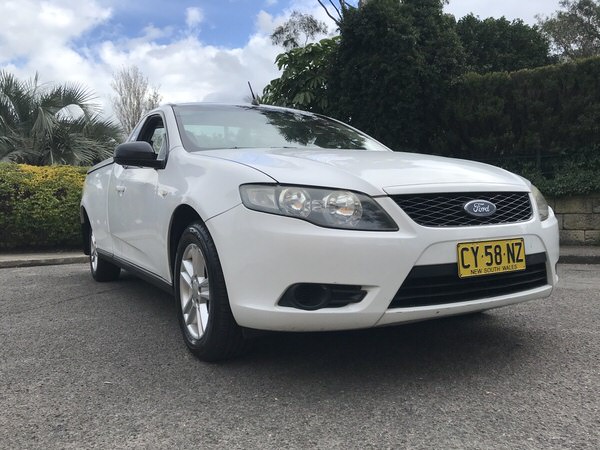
[390,192,532,227]
[389,253,547,308]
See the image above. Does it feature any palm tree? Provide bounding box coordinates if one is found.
[0,71,122,166]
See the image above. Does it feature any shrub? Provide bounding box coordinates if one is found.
[516,148,600,197]
[435,57,600,162]
[0,163,86,249]
[430,56,600,196]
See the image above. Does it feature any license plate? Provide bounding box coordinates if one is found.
[457,238,526,278]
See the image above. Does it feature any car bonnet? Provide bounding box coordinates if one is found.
[197,147,528,195]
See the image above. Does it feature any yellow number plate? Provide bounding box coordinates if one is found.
[457,238,526,278]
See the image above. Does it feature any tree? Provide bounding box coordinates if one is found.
[538,0,600,60]
[271,10,328,49]
[328,0,465,152]
[0,71,121,166]
[111,66,162,135]
[262,37,339,113]
[401,0,465,150]
[457,15,556,73]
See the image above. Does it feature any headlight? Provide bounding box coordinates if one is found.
[531,184,549,221]
[324,191,363,226]
[240,184,398,231]
[279,187,311,218]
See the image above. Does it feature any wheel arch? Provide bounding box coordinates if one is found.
[80,206,91,255]
[168,204,203,279]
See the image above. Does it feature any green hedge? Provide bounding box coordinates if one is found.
[431,57,600,196]
[436,57,600,159]
[515,148,600,197]
[0,163,86,250]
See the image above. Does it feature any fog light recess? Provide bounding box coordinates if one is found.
[278,283,366,310]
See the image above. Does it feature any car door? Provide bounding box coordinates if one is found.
[107,114,168,276]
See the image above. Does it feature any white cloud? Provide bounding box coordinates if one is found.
[255,10,280,34]
[265,0,278,6]
[185,6,204,29]
[95,29,281,108]
[0,0,111,62]
[140,24,174,41]
[0,0,286,121]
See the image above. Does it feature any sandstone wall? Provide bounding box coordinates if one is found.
[548,194,600,245]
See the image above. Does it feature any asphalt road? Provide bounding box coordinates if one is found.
[0,263,599,449]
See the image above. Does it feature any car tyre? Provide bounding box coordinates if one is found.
[174,222,245,361]
[89,230,120,282]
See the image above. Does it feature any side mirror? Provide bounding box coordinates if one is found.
[114,142,164,168]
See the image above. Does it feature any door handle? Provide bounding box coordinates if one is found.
[116,185,126,194]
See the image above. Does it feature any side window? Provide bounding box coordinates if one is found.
[150,127,165,154]
[137,115,167,159]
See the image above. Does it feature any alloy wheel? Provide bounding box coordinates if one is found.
[179,243,210,339]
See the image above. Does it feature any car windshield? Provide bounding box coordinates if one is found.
[173,104,391,152]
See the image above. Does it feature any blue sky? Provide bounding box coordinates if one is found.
[0,0,562,118]
[78,0,291,48]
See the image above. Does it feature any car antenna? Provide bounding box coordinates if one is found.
[247,81,260,106]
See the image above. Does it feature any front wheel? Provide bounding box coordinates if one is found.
[174,222,245,361]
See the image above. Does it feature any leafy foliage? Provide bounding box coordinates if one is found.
[538,0,600,60]
[518,148,600,197]
[262,37,339,113]
[0,71,120,166]
[457,14,557,73]
[270,10,328,50]
[0,163,86,249]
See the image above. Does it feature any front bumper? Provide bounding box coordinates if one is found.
[207,196,559,332]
